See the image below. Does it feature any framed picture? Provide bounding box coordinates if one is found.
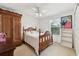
[61,15,72,29]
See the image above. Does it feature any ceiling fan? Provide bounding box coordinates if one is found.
[32,6,45,17]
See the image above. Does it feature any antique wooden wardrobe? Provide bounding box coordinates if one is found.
[0,8,22,42]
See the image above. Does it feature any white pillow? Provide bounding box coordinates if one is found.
[40,32,44,35]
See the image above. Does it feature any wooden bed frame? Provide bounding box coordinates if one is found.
[23,27,53,55]
[39,31,53,52]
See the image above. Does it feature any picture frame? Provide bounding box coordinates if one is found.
[61,15,72,29]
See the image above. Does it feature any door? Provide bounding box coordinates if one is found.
[13,16,21,42]
[2,14,13,39]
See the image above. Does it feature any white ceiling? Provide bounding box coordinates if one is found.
[0,3,76,18]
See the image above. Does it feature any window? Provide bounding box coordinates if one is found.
[51,19,61,35]
[51,25,60,35]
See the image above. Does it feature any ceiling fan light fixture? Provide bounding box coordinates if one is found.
[39,13,42,16]
[32,6,43,17]
[35,13,39,16]
[35,13,42,17]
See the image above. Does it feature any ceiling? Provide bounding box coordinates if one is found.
[0,3,76,18]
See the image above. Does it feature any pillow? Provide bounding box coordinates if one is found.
[40,32,44,35]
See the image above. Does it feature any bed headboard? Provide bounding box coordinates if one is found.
[23,27,36,32]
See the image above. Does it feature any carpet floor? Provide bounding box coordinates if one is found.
[14,43,76,56]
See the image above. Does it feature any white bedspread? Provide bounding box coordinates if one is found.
[24,31,39,55]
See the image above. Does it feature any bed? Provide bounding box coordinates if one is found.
[23,27,53,55]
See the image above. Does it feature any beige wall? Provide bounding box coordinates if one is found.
[74,4,79,55]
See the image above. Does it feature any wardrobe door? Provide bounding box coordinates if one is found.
[13,16,21,42]
[2,14,13,39]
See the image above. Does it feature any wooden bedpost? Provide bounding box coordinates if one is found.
[22,26,25,43]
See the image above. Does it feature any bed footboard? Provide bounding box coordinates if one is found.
[39,31,53,51]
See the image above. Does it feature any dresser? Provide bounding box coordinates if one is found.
[0,8,22,56]
[0,38,22,56]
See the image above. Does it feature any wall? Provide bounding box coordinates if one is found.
[74,4,79,55]
[21,14,39,29]
[39,10,74,43]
